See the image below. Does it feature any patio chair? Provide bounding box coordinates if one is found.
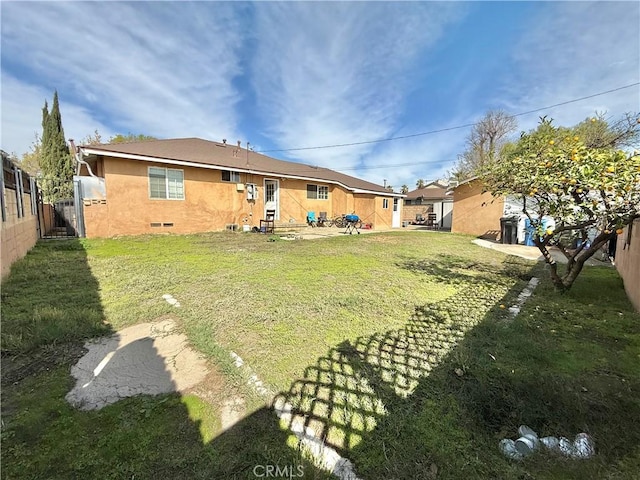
[260,209,276,234]
[307,211,318,227]
[426,213,438,230]
[414,213,425,225]
[318,211,328,227]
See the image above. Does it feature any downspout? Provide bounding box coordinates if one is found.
[69,139,89,238]
[69,139,97,178]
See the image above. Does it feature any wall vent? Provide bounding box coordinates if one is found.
[162,223,174,227]
[225,224,239,231]
[150,222,161,227]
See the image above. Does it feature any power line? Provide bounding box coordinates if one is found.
[275,158,453,176]
[256,82,639,154]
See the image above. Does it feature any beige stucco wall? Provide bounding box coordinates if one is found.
[274,179,334,223]
[1,187,39,280]
[451,180,505,239]
[615,219,640,312]
[331,187,354,219]
[83,157,395,237]
[354,194,376,226]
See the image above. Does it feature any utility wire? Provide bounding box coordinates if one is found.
[256,82,639,153]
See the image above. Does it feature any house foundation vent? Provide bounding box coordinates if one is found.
[225,224,239,231]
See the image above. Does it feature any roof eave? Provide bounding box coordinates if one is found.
[352,188,405,197]
[80,147,396,196]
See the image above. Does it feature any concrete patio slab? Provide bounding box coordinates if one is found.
[472,238,612,267]
[66,319,209,410]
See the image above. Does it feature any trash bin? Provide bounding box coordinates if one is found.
[500,216,519,244]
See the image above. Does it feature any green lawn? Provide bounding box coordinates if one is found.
[2,231,639,479]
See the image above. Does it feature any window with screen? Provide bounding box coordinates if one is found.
[149,167,184,200]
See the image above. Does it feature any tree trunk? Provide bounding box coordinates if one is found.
[535,236,611,292]
[534,238,565,291]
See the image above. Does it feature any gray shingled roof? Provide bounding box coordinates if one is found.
[405,186,449,201]
[81,137,400,196]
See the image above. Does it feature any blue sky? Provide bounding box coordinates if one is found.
[1,1,638,189]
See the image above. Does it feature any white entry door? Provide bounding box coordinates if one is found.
[392,197,401,228]
[264,179,279,219]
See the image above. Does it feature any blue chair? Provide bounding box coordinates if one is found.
[307,211,318,227]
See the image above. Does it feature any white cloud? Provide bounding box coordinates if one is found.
[499,1,639,131]
[0,74,115,156]
[353,122,470,189]
[4,1,635,192]
[250,2,465,171]
[1,2,245,154]
[377,1,640,190]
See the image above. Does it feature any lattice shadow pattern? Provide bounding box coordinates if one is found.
[273,276,512,456]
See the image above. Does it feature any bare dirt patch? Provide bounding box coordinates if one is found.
[1,342,87,387]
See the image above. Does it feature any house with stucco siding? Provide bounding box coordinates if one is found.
[403,181,453,229]
[449,177,506,240]
[76,138,404,238]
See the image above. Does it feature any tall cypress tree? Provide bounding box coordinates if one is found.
[40,91,74,201]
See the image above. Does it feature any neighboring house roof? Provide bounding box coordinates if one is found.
[80,138,403,197]
[405,184,450,201]
[445,176,479,195]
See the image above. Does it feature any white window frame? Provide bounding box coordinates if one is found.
[307,184,329,200]
[148,166,184,200]
[382,198,389,209]
[221,170,241,182]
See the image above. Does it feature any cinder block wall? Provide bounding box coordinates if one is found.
[403,204,433,222]
[1,186,39,280]
[615,218,640,312]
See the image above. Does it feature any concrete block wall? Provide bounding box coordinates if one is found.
[1,214,39,279]
[615,218,640,312]
[1,155,40,280]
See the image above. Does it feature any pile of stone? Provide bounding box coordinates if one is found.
[499,425,594,460]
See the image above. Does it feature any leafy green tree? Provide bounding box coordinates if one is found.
[21,127,157,185]
[574,112,639,149]
[80,130,104,146]
[401,185,409,194]
[18,134,43,176]
[40,91,74,202]
[77,131,156,146]
[109,133,156,144]
[482,115,640,291]
[416,179,425,189]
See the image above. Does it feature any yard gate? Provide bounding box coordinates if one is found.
[37,178,83,238]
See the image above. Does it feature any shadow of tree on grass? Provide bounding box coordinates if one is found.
[254,256,639,479]
[264,257,523,478]
[3,242,638,479]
